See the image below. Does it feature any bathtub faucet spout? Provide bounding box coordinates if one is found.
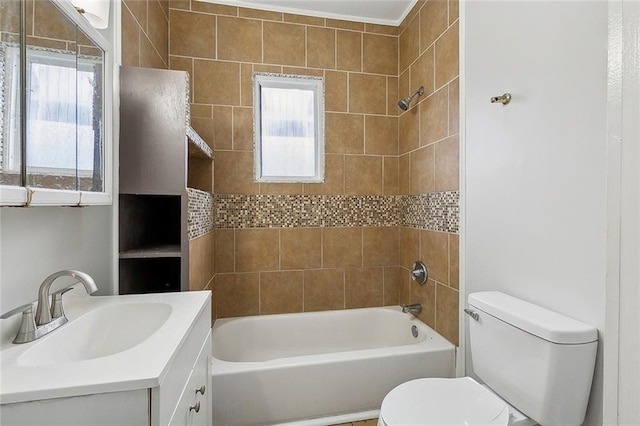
[402,303,422,314]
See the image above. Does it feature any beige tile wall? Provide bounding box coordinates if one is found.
[122,0,169,68]
[213,227,400,318]
[398,0,459,345]
[166,0,405,322]
[152,0,460,346]
[168,2,400,198]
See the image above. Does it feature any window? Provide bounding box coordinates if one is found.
[253,73,324,183]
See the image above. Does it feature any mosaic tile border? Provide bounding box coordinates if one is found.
[400,191,460,234]
[214,191,459,233]
[188,188,214,240]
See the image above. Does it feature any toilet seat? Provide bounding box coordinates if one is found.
[379,377,510,426]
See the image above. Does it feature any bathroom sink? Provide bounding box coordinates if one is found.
[1,290,210,406]
[17,302,172,366]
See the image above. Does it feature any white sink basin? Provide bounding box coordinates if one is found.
[1,289,210,405]
[17,302,172,366]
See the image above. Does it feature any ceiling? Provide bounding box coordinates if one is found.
[203,0,418,26]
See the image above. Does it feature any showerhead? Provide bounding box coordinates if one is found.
[397,98,411,111]
[398,86,425,111]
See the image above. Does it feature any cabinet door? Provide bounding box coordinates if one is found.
[169,333,211,426]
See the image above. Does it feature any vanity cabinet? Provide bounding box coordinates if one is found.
[118,66,213,294]
[156,312,212,426]
[0,293,212,426]
[168,334,212,426]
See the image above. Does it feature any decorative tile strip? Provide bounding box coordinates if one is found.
[187,188,214,240]
[214,194,399,228]
[400,191,460,233]
[214,191,459,233]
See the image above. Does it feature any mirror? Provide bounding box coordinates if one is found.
[0,0,108,204]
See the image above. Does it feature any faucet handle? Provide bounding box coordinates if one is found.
[0,304,38,344]
[0,302,36,319]
[50,287,74,319]
[13,306,37,344]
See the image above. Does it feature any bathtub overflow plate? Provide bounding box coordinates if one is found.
[411,325,419,338]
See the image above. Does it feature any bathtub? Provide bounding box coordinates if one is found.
[211,306,455,426]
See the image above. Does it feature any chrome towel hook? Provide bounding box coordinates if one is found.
[490,93,512,105]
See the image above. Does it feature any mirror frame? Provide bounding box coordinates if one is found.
[0,0,113,207]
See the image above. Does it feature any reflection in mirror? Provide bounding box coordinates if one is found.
[26,0,78,191]
[0,0,104,193]
[0,0,21,186]
[76,33,103,192]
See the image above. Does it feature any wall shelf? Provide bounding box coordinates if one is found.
[119,245,182,259]
[118,66,213,295]
[187,126,213,159]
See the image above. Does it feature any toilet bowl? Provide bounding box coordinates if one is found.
[377,377,534,426]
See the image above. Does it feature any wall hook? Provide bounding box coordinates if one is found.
[490,93,512,105]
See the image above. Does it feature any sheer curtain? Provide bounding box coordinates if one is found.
[26,54,98,174]
[260,87,316,177]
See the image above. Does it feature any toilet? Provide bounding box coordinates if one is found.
[378,291,598,426]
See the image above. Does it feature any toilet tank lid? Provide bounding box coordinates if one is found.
[468,292,598,344]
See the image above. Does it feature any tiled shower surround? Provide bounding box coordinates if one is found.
[122,0,460,345]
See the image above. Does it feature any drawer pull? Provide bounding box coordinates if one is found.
[189,401,201,413]
[196,385,206,395]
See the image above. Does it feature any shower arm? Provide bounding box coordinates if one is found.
[398,86,425,110]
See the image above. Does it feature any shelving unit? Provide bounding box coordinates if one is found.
[118,66,213,295]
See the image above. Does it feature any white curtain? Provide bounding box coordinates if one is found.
[261,87,316,177]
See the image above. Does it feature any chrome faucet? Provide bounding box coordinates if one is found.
[35,270,98,325]
[402,303,422,314]
[0,270,98,344]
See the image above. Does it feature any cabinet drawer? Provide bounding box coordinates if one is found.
[152,298,211,426]
[169,331,212,426]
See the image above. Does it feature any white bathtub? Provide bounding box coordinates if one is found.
[211,306,455,426]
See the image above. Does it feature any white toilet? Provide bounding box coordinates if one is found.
[378,291,598,426]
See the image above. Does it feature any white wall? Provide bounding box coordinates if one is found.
[0,207,114,313]
[462,2,608,425]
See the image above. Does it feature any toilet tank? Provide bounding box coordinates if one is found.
[467,292,598,426]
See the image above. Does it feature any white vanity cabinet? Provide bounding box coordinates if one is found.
[0,292,212,426]
[168,333,212,426]
[154,308,212,426]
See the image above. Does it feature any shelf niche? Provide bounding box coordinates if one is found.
[118,66,213,295]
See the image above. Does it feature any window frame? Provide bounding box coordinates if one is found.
[253,73,325,183]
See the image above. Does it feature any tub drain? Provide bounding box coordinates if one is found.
[411,325,419,338]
